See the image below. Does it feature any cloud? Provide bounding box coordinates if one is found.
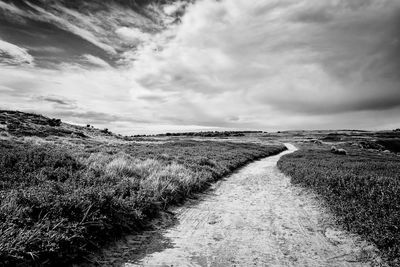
[35,95,77,110]
[291,6,334,23]
[0,64,158,133]
[0,1,113,54]
[0,39,34,65]
[41,97,71,106]
[0,0,165,58]
[115,27,151,45]
[23,2,117,54]
[1,0,400,133]
[131,0,400,119]
[0,85,14,92]
[81,54,111,68]
[163,1,189,16]
[137,94,168,103]
[0,1,25,16]
[53,110,147,124]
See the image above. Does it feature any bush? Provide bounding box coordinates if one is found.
[48,118,61,127]
[101,128,110,134]
[376,139,400,153]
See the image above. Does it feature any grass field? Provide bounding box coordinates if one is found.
[2,110,400,265]
[278,144,400,266]
[0,129,285,265]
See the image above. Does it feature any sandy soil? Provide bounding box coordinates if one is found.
[92,144,384,267]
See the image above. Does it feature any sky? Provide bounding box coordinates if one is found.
[0,0,400,135]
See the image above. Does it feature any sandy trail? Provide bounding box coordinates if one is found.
[114,144,383,266]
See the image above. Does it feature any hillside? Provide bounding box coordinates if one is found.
[0,110,122,139]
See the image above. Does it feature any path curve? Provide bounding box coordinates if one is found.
[123,143,383,267]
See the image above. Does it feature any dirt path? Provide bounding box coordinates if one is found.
[101,143,384,267]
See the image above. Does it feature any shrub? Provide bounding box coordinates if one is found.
[101,128,110,134]
[376,139,400,153]
[48,118,61,127]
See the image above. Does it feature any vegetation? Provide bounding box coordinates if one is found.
[278,145,400,266]
[0,110,84,138]
[101,128,111,134]
[0,136,285,266]
[48,118,62,127]
[375,139,400,153]
[134,131,264,138]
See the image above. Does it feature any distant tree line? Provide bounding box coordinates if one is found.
[133,131,264,138]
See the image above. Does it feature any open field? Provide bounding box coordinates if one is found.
[0,111,285,266]
[1,111,400,266]
[278,143,400,266]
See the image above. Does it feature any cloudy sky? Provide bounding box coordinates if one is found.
[1,0,400,134]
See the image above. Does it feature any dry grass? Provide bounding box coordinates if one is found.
[0,138,285,266]
[278,144,400,266]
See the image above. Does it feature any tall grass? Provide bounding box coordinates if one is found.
[278,145,400,266]
[0,139,285,265]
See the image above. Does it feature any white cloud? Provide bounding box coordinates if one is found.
[0,0,163,56]
[0,85,14,92]
[163,1,188,16]
[115,27,151,45]
[0,39,34,66]
[81,54,111,68]
[0,1,25,16]
[23,2,117,54]
[129,0,400,124]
